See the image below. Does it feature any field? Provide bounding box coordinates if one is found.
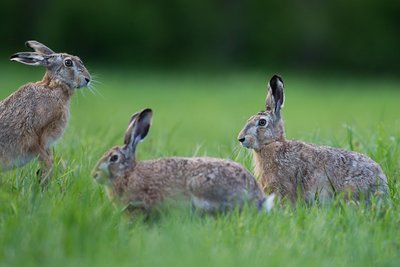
[1,66,399,267]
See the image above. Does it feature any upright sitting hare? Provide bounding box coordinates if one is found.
[0,41,91,184]
[92,108,274,213]
[238,75,388,203]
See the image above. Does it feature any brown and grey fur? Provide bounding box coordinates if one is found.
[92,108,274,213]
[0,41,91,184]
[238,75,388,203]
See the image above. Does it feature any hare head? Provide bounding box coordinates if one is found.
[92,108,153,184]
[10,40,91,89]
[238,75,285,151]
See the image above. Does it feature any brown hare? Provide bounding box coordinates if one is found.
[0,40,91,185]
[92,108,274,214]
[238,75,388,203]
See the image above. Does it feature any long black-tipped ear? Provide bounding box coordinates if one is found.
[134,109,152,143]
[25,40,55,55]
[265,74,285,118]
[123,108,153,154]
[10,52,49,66]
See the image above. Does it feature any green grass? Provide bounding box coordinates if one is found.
[0,67,399,267]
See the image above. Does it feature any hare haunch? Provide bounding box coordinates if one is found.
[0,41,91,184]
[238,75,388,203]
[92,108,274,213]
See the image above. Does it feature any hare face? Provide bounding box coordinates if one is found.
[238,75,285,151]
[92,108,152,186]
[92,147,131,185]
[238,112,276,151]
[48,54,91,89]
[10,42,91,90]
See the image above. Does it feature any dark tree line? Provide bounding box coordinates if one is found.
[1,0,399,72]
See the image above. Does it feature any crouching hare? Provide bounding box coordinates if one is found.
[0,41,91,185]
[92,108,274,214]
[238,75,388,203]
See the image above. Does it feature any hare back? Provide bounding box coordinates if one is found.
[117,157,264,211]
[0,83,70,168]
[258,140,388,201]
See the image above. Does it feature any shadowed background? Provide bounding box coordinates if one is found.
[1,0,399,73]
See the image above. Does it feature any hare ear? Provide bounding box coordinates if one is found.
[133,109,153,144]
[266,75,284,118]
[124,112,140,147]
[25,40,55,55]
[123,108,153,153]
[10,52,49,66]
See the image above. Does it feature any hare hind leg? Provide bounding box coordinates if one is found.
[34,146,53,187]
[187,174,242,212]
[191,196,222,213]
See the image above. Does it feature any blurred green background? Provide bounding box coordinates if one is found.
[1,0,400,73]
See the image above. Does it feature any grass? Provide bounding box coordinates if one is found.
[0,66,399,267]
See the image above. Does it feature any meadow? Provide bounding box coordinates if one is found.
[0,66,399,267]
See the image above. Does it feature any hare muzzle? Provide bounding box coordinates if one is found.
[77,76,91,89]
[238,136,250,148]
[92,162,110,184]
[238,124,260,150]
[239,135,258,150]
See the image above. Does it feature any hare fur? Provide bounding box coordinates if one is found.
[238,75,388,203]
[0,41,91,184]
[92,108,272,213]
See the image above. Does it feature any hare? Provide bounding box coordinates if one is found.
[92,108,274,214]
[238,75,388,203]
[0,40,91,184]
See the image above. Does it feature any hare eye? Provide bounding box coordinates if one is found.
[258,119,267,126]
[110,155,119,162]
[64,59,73,67]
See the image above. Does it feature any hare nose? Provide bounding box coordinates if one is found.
[85,78,90,83]
[238,137,245,143]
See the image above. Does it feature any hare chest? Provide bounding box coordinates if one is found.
[42,106,70,149]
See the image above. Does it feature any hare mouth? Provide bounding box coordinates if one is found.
[239,138,259,150]
[77,77,90,89]
[93,173,107,184]
[92,167,111,185]
[240,142,251,149]
[238,137,251,148]
[77,83,87,89]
